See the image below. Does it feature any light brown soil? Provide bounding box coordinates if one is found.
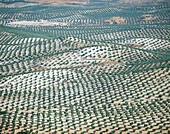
[99,61,123,65]
[126,43,143,47]
[141,14,157,21]
[105,17,126,24]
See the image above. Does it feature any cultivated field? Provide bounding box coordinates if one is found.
[0,1,169,134]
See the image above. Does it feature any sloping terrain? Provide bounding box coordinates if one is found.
[0,1,169,134]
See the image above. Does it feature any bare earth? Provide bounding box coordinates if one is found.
[105,17,127,24]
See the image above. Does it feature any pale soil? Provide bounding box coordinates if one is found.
[99,61,122,65]
[141,14,157,21]
[105,17,126,24]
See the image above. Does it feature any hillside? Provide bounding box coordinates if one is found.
[0,1,169,134]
